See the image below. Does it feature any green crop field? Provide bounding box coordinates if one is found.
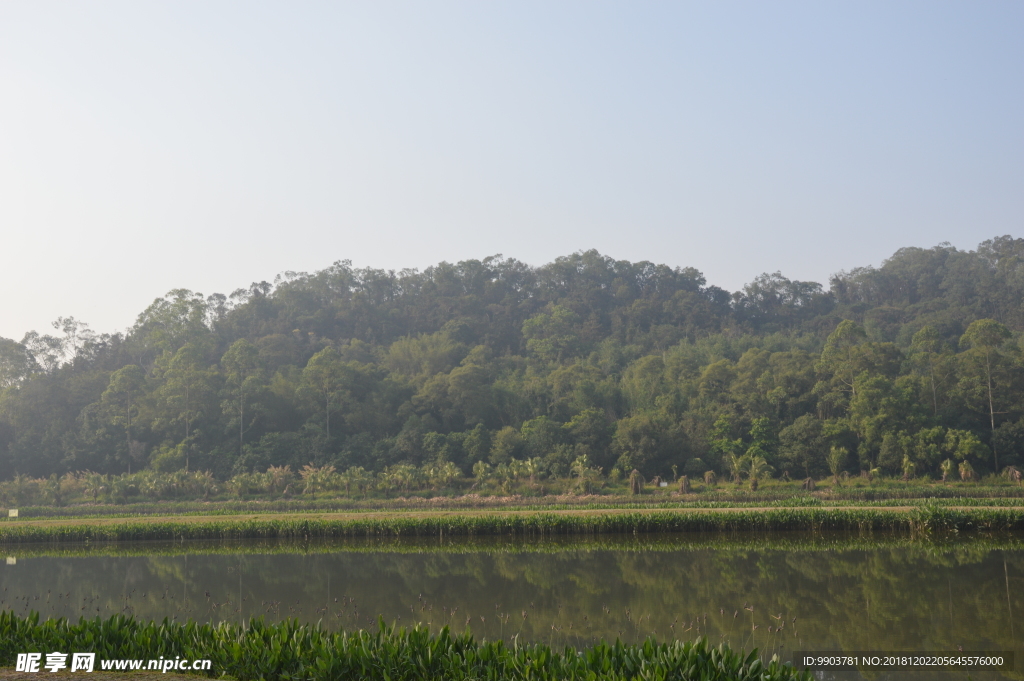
[0,611,810,681]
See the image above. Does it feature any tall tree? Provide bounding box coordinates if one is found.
[909,326,950,416]
[156,343,213,471]
[959,319,1012,470]
[0,338,35,389]
[301,347,344,440]
[101,365,146,471]
[816,320,868,399]
[221,339,264,457]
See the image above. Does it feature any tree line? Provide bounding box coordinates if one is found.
[1,236,1023,484]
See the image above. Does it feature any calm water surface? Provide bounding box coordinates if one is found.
[2,534,1021,680]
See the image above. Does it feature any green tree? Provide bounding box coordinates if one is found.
[849,374,923,470]
[745,416,775,463]
[959,319,1012,470]
[817,320,868,399]
[489,426,524,465]
[564,408,614,470]
[612,413,678,476]
[155,343,214,471]
[944,428,990,467]
[0,338,36,388]
[385,331,466,382]
[463,424,492,467]
[521,416,563,459]
[698,360,736,404]
[778,414,824,478]
[708,415,743,463]
[522,306,582,362]
[621,355,667,414]
[132,289,211,355]
[909,326,951,416]
[101,365,146,471]
[221,339,264,457]
[300,347,344,440]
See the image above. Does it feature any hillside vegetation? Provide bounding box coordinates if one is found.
[2,237,1023,488]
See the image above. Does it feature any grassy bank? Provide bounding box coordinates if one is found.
[0,611,809,681]
[1,506,1023,543]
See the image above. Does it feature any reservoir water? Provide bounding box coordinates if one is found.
[1,534,1021,680]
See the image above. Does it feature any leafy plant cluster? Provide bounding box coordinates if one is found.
[6,459,1023,510]
[2,238,1024,485]
[0,612,809,681]
[0,458,604,507]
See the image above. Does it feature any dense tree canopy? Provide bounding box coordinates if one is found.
[2,238,1024,482]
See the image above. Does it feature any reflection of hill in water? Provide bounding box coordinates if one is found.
[2,535,1022,680]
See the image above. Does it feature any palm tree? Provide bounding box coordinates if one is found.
[570,454,591,479]
[508,458,531,484]
[523,457,542,485]
[337,468,353,495]
[83,472,108,502]
[723,453,750,483]
[348,467,373,498]
[388,464,418,494]
[901,455,916,481]
[570,455,601,495]
[266,465,293,494]
[42,475,64,507]
[472,461,492,488]
[428,461,460,490]
[747,455,774,482]
[299,464,336,494]
[377,468,399,497]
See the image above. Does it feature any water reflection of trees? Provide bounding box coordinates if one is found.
[2,544,1022,668]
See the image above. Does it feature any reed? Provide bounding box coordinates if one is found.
[0,611,811,681]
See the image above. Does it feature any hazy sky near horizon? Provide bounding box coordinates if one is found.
[1,1,1022,341]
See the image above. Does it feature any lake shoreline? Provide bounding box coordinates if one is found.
[1,505,1022,543]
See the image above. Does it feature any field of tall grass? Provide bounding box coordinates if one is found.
[0,611,810,681]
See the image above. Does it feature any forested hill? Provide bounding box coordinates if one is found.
[2,236,1024,483]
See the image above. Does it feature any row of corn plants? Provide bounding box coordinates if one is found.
[0,611,810,681]
[3,507,1024,543]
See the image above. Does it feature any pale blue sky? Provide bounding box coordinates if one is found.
[1,2,1022,340]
